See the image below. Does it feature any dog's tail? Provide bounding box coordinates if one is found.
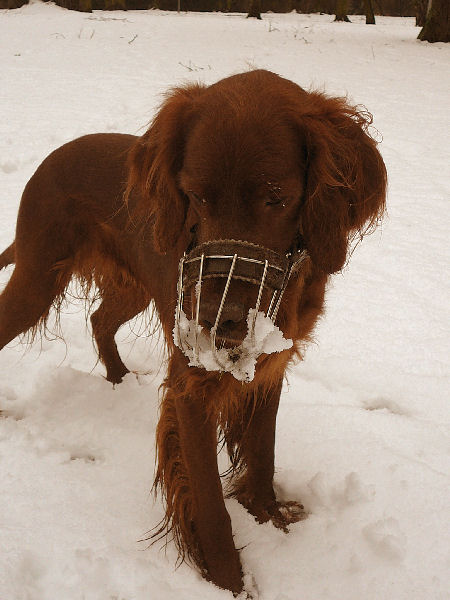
[0,242,15,270]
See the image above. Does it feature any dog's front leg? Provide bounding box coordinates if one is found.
[227,377,306,531]
[155,353,243,594]
[175,391,243,593]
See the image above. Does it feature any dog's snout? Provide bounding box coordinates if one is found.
[199,301,245,333]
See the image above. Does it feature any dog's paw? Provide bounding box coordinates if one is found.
[237,491,307,532]
[234,571,259,599]
[267,500,308,532]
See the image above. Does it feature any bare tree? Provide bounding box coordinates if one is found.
[58,0,92,11]
[418,0,449,42]
[0,0,26,6]
[247,0,262,19]
[365,0,376,23]
[334,0,351,22]
[105,0,127,8]
[415,0,428,26]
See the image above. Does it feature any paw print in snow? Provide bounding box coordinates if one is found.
[363,517,407,562]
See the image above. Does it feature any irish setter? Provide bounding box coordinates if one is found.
[0,70,386,595]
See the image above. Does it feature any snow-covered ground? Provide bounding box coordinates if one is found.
[1,3,449,599]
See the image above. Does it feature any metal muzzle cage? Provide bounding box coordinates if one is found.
[174,239,308,368]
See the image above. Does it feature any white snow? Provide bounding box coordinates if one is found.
[1,3,449,599]
[174,309,293,382]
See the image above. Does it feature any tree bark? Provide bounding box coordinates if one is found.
[418,0,449,42]
[104,0,127,8]
[247,0,262,19]
[0,0,27,7]
[415,0,428,26]
[365,0,376,23]
[54,0,92,12]
[334,0,351,22]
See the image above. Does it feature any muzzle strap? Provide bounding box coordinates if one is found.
[177,237,307,323]
[181,239,292,291]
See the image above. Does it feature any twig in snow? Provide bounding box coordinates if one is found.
[87,16,130,22]
[78,27,95,40]
[178,60,204,72]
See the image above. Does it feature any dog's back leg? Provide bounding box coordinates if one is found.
[0,254,70,350]
[90,286,150,384]
[0,243,15,270]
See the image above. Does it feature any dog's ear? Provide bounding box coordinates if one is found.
[127,84,205,253]
[297,93,387,274]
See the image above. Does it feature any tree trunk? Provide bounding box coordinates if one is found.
[247,0,262,19]
[415,0,428,26]
[0,0,28,7]
[334,0,351,22]
[365,0,376,23]
[55,0,92,12]
[104,0,127,9]
[418,0,449,42]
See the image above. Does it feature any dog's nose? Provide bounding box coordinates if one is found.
[199,301,245,334]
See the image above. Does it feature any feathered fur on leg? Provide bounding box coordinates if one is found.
[152,376,203,570]
[152,352,243,593]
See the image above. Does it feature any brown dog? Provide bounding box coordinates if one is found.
[0,70,386,594]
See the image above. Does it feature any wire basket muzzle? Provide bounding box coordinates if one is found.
[181,239,292,292]
[174,239,308,377]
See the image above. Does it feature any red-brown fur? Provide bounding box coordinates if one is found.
[0,70,386,594]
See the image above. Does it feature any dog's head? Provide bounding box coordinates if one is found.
[127,70,386,349]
